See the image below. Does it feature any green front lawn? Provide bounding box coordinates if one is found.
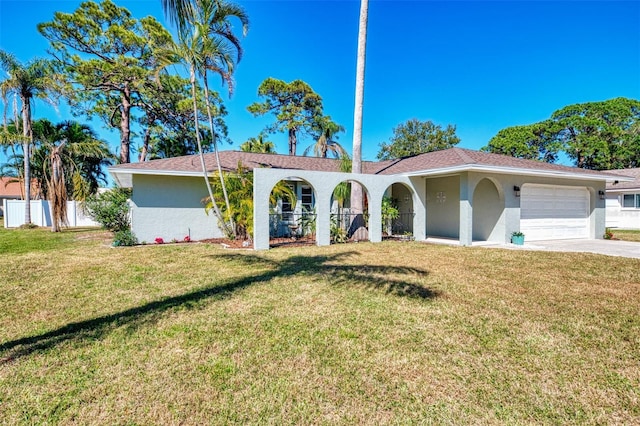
[1,227,638,424]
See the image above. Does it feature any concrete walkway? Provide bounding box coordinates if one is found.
[496,239,640,259]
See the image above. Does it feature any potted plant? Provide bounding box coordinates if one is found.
[511,231,525,245]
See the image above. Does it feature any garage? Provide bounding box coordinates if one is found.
[520,184,590,241]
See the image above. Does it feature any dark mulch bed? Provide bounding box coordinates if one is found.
[269,236,316,248]
[198,236,317,249]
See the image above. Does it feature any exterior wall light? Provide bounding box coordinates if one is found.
[513,186,521,197]
[599,190,605,200]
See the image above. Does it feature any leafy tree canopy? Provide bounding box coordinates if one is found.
[483,97,640,170]
[247,77,324,155]
[38,0,173,163]
[377,118,460,160]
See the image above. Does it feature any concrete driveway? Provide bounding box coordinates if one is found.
[505,239,640,259]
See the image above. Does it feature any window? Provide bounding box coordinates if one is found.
[301,186,313,212]
[281,184,295,220]
[622,194,640,208]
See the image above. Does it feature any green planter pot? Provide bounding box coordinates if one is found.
[512,235,525,245]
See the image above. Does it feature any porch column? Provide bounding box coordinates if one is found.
[409,177,427,241]
[253,170,271,250]
[459,173,473,246]
[368,190,382,243]
[315,188,332,246]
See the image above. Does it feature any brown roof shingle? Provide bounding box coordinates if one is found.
[109,148,628,180]
[605,168,640,191]
[111,151,391,174]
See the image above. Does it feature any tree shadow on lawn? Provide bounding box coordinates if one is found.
[0,250,438,364]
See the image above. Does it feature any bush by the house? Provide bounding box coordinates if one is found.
[85,188,135,246]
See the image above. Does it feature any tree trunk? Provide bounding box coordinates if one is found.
[49,142,67,232]
[139,127,151,162]
[202,75,235,237]
[289,128,297,156]
[349,0,368,239]
[120,88,131,164]
[22,97,32,225]
[189,65,232,237]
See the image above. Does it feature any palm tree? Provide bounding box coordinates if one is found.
[160,0,195,31]
[156,0,248,238]
[195,0,249,228]
[31,119,114,232]
[0,50,57,224]
[240,134,275,153]
[305,115,346,158]
[350,0,368,236]
[155,26,232,236]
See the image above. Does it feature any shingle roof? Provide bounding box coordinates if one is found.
[110,151,390,175]
[109,148,629,182]
[605,168,640,191]
[373,147,626,177]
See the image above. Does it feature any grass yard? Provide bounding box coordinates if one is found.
[0,227,639,424]
[612,229,640,242]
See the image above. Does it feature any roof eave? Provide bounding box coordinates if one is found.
[402,164,634,182]
[109,167,212,188]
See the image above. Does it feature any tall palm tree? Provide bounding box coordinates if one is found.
[156,0,248,238]
[194,0,249,226]
[0,50,57,224]
[160,0,195,31]
[155,27,233,236]
[350,0,369,235]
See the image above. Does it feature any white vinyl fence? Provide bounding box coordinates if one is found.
[3,199,99,228]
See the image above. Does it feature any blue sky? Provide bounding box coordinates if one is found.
[1,0,639,165]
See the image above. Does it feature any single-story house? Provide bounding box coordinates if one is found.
[605,168,640,229]
[109,148,631,249]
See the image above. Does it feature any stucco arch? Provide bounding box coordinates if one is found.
[268,177,317,241]
[253,168,427,249]
[381,182,415,236]
[329,178,373,241]
[472,178,505,242]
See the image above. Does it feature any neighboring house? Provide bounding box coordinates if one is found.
[0,177,40,217]
[604,168,640,229]
[109,148,631,249]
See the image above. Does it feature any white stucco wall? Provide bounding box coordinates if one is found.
[606,194,640,229]
[130,174,223,243]
[426,176,460,239]
[472,178,505,242]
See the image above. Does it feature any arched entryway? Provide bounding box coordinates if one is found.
[329,179,370,243]
[269,178,317,247]
[382,183,415,238]
[472,178,504,243]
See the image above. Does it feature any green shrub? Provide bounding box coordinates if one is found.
[113,229,137,247]
[84,188,131,233]
[85,188,136,246]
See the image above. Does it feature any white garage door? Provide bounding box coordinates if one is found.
[521,184,590,241]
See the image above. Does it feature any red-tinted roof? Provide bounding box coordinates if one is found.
[0,177,39,198]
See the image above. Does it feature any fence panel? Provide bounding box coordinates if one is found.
[3,200,98,228]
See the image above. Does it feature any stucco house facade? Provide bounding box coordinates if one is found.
[605,168,640,229]
[109,148,628,249]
